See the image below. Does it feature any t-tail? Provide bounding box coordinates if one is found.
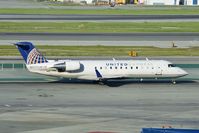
[14,42,48,64]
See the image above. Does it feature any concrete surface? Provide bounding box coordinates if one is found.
[1,14,199,22]
[0,33,199,48]
[0,0,45,8]
[0,58,199,133]
[0,80,199,133]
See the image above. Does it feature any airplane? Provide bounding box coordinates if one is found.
[14,42,188,84]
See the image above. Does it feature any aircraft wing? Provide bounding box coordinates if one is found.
[95,69,124,80]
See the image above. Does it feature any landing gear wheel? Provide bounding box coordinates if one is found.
[93,80,105,85]
[99,79,106,85]
[98,81,105,85]
[172,80,176,84]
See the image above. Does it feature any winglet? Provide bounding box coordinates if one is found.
[95,68,102,78]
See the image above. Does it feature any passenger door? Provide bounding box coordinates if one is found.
[156,67,162,75]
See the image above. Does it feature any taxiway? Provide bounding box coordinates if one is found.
[0,33,199,48]
[0,58,198,133]
[0,81,199,133]
[1,14,199,22]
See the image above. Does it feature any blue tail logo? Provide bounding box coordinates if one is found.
[14,42,48,64]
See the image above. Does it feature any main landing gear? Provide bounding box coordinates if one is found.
[93,79,106,85]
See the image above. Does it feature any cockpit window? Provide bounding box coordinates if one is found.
[168,64,176,67]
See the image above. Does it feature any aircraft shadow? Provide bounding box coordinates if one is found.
[0,79,196,87]
[51,78,197,87]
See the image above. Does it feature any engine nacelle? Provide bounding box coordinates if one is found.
[65,61,81,71]
[53,61,81,72]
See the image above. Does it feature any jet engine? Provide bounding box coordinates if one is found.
[53,61,81,72]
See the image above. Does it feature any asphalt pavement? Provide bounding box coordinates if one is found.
[1,32,198,41]
[1,14,199,22]
[0,32,198,48]
[0,0,46,8]
[0,59,198,133]
[0,79,199,133]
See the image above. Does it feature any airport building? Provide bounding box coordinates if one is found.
[109,0,199,5]
[50,0,199,5]
[143,0,198,5]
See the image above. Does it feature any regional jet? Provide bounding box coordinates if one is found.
[14,42,188,84]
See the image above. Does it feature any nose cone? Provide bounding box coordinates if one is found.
[178,68,188,77]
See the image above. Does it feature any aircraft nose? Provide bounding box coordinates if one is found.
[178,68,188,77]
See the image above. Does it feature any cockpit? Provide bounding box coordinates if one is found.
[168,64,176,67]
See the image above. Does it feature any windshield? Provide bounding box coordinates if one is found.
[168,64,176,67]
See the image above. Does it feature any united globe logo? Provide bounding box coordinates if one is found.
[27,48,48,64]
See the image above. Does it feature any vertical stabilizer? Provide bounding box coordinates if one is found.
[14,42,48,64]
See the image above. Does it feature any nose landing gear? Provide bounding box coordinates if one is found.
[172,80,176,84]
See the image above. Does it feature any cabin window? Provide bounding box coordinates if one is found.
[100,67,102,69]
[120,67,122,69]
[131,67,133,69]
[136,66,138,69]
[168,64,176,67]
[125,67,128,69]
[110,67,112,69]
[95,67,97,69]
[115,67,117,69]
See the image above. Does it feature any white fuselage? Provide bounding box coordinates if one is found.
[26,59,188,80]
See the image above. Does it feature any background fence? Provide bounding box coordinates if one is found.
[0,63,26,70]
